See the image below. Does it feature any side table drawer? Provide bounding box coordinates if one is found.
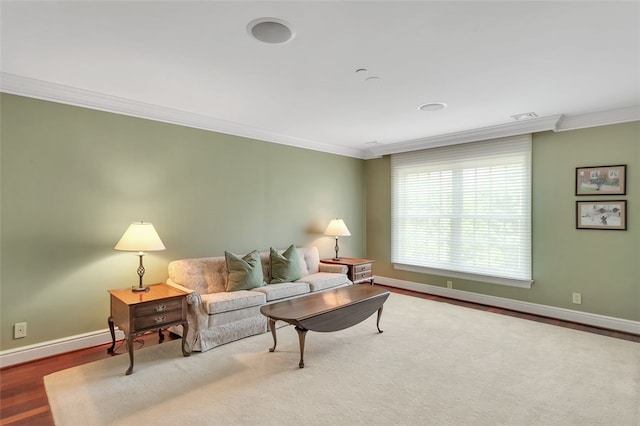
[354,263,372,273]
[354,270,373,282]
[135,309,184,330]
[135,298,183,316]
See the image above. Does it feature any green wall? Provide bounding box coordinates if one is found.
[366,122,639,321]
[2,92,637,353]
[0,94,365,351]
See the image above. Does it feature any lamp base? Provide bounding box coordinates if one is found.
[131,285,150,293]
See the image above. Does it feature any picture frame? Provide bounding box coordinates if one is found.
[576,200,627,230]
[575,165,626,195]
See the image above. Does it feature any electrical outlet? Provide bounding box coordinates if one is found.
[572,293,582,305]
[446,280,453,289]
[14,322,27,339]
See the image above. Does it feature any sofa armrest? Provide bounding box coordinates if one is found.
[166,280,203,306]
[166,279,206,310]
[166,279,209,343]
[166,279,194,295]
[319,263,348,274]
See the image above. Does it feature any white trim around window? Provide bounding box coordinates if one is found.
[393,263,533,288]
[391,134,532,287]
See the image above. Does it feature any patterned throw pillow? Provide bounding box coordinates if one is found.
[269,244,303,284]
[225,250,265,291]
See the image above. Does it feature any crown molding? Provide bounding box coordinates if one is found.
[556,105,640,132]
[2,73,637,160]
[363,114,564,159]
[364,105,640,159]
[0,72,366,159]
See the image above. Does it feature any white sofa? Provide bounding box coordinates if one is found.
[166,246,351,352]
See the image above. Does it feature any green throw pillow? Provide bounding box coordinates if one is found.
[225,250,264,292]
[269,245,303,284]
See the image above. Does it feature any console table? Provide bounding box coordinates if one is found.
[107,283,190,375]
[321,257,375,285]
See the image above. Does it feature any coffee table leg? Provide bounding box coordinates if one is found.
[376,306,384,333]
[268,318,277,352]
[295,326,308,368]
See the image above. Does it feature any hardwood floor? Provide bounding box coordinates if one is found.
[0,332,181,426]
[1,286,638,426]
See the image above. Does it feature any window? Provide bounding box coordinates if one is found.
[391,135,532,288]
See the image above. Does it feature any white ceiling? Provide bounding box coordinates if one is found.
[2,1,639,159]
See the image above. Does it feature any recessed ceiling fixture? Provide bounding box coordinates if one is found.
[418,102,447,112]
[247,18,295,44]
[511,112,538,120]
[355,68,381,82]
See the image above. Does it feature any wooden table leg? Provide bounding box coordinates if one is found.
[125,334,135,375]
[376,306,384,333]
[107,316,116,354]
[295,326,308,368]
[268,318,277,352]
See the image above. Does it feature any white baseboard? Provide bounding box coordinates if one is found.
[2,278,638,368]
[0,329,124,369]
[375,276,640,335]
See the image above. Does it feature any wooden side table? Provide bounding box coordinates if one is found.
[107,283,190,375]
[321,257,375,285]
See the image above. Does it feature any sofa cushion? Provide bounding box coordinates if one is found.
[297,272,349,292]
[269,245,303,284]
[200,290,266,314]
[302,246,320,274]
[225,250,265,291]
[251,282,310,302]
[206,305,264,327]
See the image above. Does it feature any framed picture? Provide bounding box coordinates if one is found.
[575,165,626,195]
[576,200,627,230]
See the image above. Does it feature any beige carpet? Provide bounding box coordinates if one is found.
[45,292,639,425]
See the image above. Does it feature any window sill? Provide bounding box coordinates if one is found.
[393,263,533,289]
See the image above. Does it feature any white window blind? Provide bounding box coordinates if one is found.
[391,135,532,286]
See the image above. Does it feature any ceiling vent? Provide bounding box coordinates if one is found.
[511,112,538,120]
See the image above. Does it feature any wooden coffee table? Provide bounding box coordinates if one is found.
[260,285,390,368]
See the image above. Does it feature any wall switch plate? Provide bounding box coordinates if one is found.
[572,293,582,305]
[446,280,453,289]
[14,322,27,339]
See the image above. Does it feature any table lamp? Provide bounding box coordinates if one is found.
[324,218,351,260]
[114,221,166,292]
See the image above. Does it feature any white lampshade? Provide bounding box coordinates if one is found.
[114,222,166,252]
[324,219,351,237]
